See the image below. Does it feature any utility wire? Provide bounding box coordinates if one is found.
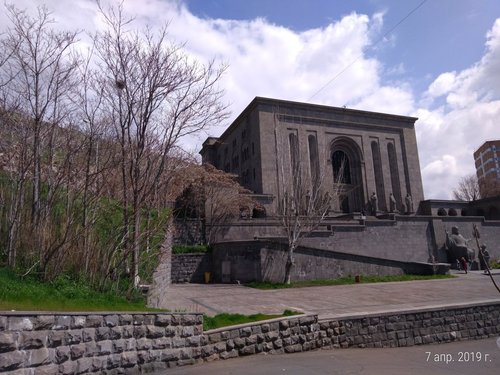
[308,0,429,101]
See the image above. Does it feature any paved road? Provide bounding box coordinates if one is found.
[163,271,500,319]
[158,337,500,375]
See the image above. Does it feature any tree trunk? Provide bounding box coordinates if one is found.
[7,178,25,267]
[132,200,141,288]
[32,124,41,228]
[284,244,295,285]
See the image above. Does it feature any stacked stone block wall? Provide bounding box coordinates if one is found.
[0,312,204,374]
[1,302,499,374]
[201,314,320,362]
[171,254,211,283]
[317,303,500,349]
[200,303,500,361]
[173,219,204,246]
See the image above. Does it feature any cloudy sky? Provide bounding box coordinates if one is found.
[2,0,500,199]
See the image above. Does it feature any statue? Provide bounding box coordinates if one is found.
[370,192,378,216]
[445,226,475,265]
[405,193,413,214]
[389,193,397,213]
[479,244,491,273]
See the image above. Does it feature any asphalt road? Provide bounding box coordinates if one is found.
[158,337,500,375]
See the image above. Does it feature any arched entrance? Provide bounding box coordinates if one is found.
[331,138,364,212]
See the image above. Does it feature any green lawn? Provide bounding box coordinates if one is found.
[246,274,455,290]
[203,310,300,331]
[0,268,159,312]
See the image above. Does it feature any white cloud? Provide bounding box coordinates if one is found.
[416,19,500,199]
[426,71,456,98]
[2,1,500,201]
[158,7,392,136]
[421,155,460,199]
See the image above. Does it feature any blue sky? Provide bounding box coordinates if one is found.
[186,0,500,95]
[2,0,500,199]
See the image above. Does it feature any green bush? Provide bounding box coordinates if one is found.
[489,259,500,269]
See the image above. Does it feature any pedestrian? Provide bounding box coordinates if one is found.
[459,257,468,274]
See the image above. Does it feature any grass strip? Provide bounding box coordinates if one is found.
[0,268,160,312]
[246,274,455,290]
[203,310,300,331]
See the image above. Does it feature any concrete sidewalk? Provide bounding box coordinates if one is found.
[162,271,500,319]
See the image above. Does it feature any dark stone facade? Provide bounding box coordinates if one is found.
[205,213,499,283]
[200,97,424,214]
[197,97,499,278]
[210,240,449,284]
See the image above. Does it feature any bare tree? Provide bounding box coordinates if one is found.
[0,110,32,267]
[273,111,345,284]
[0,4,81,275]
[93,2,229,287]
[175,163,256,245]
[3,4,80,228]
[452,174,480,201]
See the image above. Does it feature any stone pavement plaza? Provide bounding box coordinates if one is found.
[162,271,500,319]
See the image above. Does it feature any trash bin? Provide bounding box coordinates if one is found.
[204,272,211,284]
[355,275,362,283]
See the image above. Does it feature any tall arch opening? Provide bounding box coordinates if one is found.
[331,138,364,212]
[332,150,351,184]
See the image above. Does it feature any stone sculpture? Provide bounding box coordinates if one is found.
[389,193,397,213]
[445,226,475,264]
[370,192,378,216]
[405,193,414,214]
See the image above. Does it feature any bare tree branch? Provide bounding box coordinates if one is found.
[452,174,480,201]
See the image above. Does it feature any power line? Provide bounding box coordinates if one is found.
[308,0,429,101]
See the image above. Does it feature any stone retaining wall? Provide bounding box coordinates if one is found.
[316,302,500,349]
[201,302,500,361]
[211,241,449,284]
[201,314,319,361]
[171,254,211,283]
[0,312,204,374]
[1,302,499,374]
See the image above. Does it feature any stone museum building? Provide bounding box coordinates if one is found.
[200,96,424,214]
[185,97,500,284]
